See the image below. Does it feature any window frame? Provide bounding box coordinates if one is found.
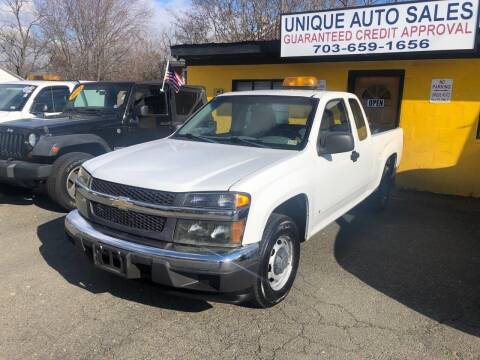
[232,79,284,92]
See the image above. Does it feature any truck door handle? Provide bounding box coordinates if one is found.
[351,151,360,162]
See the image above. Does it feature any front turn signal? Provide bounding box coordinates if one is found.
[235,193,250,208]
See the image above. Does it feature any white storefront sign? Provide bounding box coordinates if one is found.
[281,0,479,57]
[367,99,385,108]
[430,79,453,103]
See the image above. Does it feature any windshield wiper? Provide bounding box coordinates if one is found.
[177,133,219,143]
[216,136,269,148]
[65,108,114,114]
[79,108,112,114]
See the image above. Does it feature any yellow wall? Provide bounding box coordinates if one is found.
[187,59,480,197]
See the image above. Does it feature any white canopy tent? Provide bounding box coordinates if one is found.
[0,67,23,82]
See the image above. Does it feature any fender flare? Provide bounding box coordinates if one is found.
[32,134,111,158]
[374,151,398,189]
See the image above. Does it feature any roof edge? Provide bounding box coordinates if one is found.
[171,36,480,66]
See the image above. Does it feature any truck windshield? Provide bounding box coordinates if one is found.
[65,83,131,113]
[174,95,318,150]
[0,84,37,111]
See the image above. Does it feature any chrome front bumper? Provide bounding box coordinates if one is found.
[65,210,260,296]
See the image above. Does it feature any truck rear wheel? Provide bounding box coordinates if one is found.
[251,213,300,308]
[47,152,93,210]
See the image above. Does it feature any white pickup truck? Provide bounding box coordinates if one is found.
[0,80,78,123]
[65,78,403,307]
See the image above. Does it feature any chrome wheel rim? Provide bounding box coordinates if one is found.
[268,235,294,291]
[66,166,80,200]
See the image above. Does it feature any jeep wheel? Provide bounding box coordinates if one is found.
[47,152,93,211]
[251,213,300,308]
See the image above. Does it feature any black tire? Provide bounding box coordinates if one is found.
[47,152,93,211]
[251,213,300,308]
[371,159,396,211]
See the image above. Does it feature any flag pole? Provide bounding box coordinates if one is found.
[161,59,170,92]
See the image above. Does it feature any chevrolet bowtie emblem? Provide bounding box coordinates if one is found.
[112,197,131,210]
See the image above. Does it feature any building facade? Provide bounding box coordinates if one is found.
[172,1,480,197]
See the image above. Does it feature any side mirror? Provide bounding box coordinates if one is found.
[139,105,149,116]
[317,132,354,155]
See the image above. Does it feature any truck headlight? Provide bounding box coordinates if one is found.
[28,133,38,147]
[77,166,92,188]
[174,219,246,247]
[183,192,250,209]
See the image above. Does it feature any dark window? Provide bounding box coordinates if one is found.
[133,86,167,115]
[349,98,368,141]
[175,90,199,115]
[232,80,283,91]
[31,86,70,113]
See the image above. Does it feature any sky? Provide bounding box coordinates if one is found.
[147,0,192,32]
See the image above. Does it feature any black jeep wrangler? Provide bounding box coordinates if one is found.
[0,81,206,209]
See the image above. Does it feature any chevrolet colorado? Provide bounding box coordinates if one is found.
[65,79,403,307]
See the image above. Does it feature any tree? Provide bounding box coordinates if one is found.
[116,37,170,80]
[36,0,153,80]
[171,0,381,44]
[0,0,48,77]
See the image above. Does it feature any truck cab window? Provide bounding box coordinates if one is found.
[348,98,368,141]
[233,79,283,91]
[175,90,199,116]
[134,87,167,115]
[74,89,105,107]
[132,86,168,129]
[176,95,317,150]
[66,83,132,114]
[32,86,70,113]
[0,84,37,111]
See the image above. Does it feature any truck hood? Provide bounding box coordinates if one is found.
[0,111,23,123]
[85,138,297,192]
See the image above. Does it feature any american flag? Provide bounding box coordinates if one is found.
[164,65,184,93]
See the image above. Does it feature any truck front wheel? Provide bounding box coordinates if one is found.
[47,152,93,210]
[251,214,300,308]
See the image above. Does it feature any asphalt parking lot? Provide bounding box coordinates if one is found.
[0,186,479,359]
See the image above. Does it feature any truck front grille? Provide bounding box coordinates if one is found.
[0,131,26,159]
[91,178,176,206]
[92,202,167,232]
